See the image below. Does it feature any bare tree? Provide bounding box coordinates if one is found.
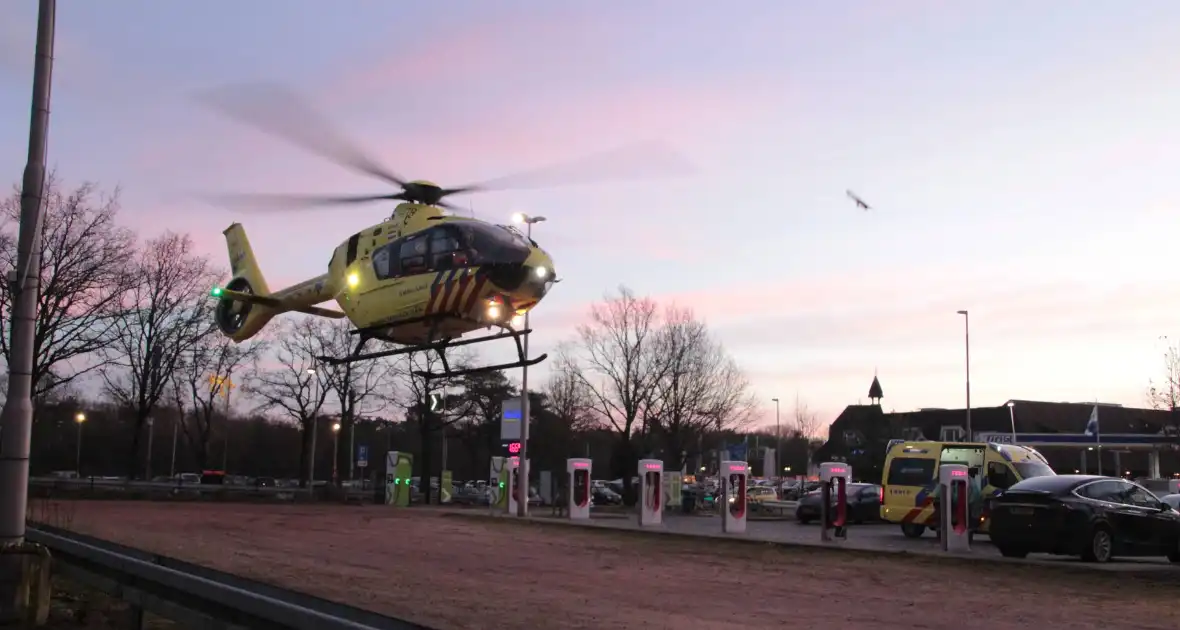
[320,319,389,483]
[544,345,594,434]
[561,286,667,502]
[449,368,517,483]
[1146,338,1180,438]
[243,317,333,487]
[172,333,265,470]
[0,174,136,405]
[102,232,220,479]
[384,348,473,504]
[789,395,823,439]
[647,306,756,470]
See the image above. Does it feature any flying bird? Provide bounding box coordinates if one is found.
[846,190,871,210]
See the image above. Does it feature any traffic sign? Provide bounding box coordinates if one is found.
[428,393,444,412]
[357,445,369,468]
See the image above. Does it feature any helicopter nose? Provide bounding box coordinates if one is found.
[487,263,552,292]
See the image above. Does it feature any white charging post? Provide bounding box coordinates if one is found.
[939,463,970,553]
[638,459,664,526]
[567,458,591,520]
[819,462,851,542]
[1169,479,1180,495]
[721,460,748,534]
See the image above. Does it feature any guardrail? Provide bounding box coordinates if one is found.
[752,500,799,517]
[27,523,433,629]
[28,476,375,501]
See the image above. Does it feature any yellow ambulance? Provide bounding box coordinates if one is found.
[880,440,1055,538]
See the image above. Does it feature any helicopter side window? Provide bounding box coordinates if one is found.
[373,242,401,280]
[399,234,429,276]
[427,226,464,271]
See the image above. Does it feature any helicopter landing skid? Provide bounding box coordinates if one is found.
[316,326,547,380]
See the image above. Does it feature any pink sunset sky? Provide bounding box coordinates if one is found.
[2,1,1180,429]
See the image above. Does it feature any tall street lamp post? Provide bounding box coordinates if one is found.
[511,212,546,518]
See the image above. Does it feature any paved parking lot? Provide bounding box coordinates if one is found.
[528,511,1175,571]
[46,500,1180,629]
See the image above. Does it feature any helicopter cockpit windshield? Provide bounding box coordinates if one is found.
[459,223,531,265]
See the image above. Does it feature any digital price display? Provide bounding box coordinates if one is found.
[949,469,968,478]
[828,467,847,475]
[643,463,662,471]
[506,441,522,455]
[572,461,589,469]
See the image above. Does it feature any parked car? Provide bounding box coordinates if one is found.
[592,486,623,506]
[795,483,882,525]
[1163,493,1180,511]
[746,486,778,505]
[990,475,1180,563]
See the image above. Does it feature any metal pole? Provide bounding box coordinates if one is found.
[517,220,533,518]
[145,417,155,479]
[75,418,83,476]
[170,413,179,478]
[772,397,780,479]
[221,380,231,471]
[0,0,55,549]
[332,428,339,485]
[957,310,972,439]
[348,388,355,482]
[441,388,448,473]
[309,374,318,491]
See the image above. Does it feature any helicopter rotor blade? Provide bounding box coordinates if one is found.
[201,192,403,213]
[441,139,698,196]
[194,82,409,189]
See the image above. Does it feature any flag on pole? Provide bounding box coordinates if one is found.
[1084,405,1100,443]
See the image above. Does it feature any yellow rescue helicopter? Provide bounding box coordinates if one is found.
[201,85,567,379]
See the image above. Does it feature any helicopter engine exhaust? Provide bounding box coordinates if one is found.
[215,277,256,336]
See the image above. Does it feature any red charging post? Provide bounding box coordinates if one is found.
[720,461,748,534]
[638,459,663,527]
[939,463,970,553]
[567,458,591,520]
[819,462,851,542]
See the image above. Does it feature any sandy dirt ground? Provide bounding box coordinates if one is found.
[37,500,1180,630]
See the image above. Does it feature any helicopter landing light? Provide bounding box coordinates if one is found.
[510,314,525,329]
[347,271,360,288]
[487,302,502,320]
[534,266,548,279]
[211,286,223,297]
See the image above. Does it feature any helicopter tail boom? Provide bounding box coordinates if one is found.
[216,223,280,341]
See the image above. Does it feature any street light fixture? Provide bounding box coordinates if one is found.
[956,310,971,439]
[74,412,86,476]
[510,212,545,519]
[1006,401,1016,443]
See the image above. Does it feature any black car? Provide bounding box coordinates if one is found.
[990,474,1180,563]
[795,483,882,525]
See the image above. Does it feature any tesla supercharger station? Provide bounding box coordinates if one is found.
[721,460,748,534]
[567,458,592,520]
[939,463,970,553]
[385,451,413,507]
[819,462,851,542]
[638,459,664,526]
